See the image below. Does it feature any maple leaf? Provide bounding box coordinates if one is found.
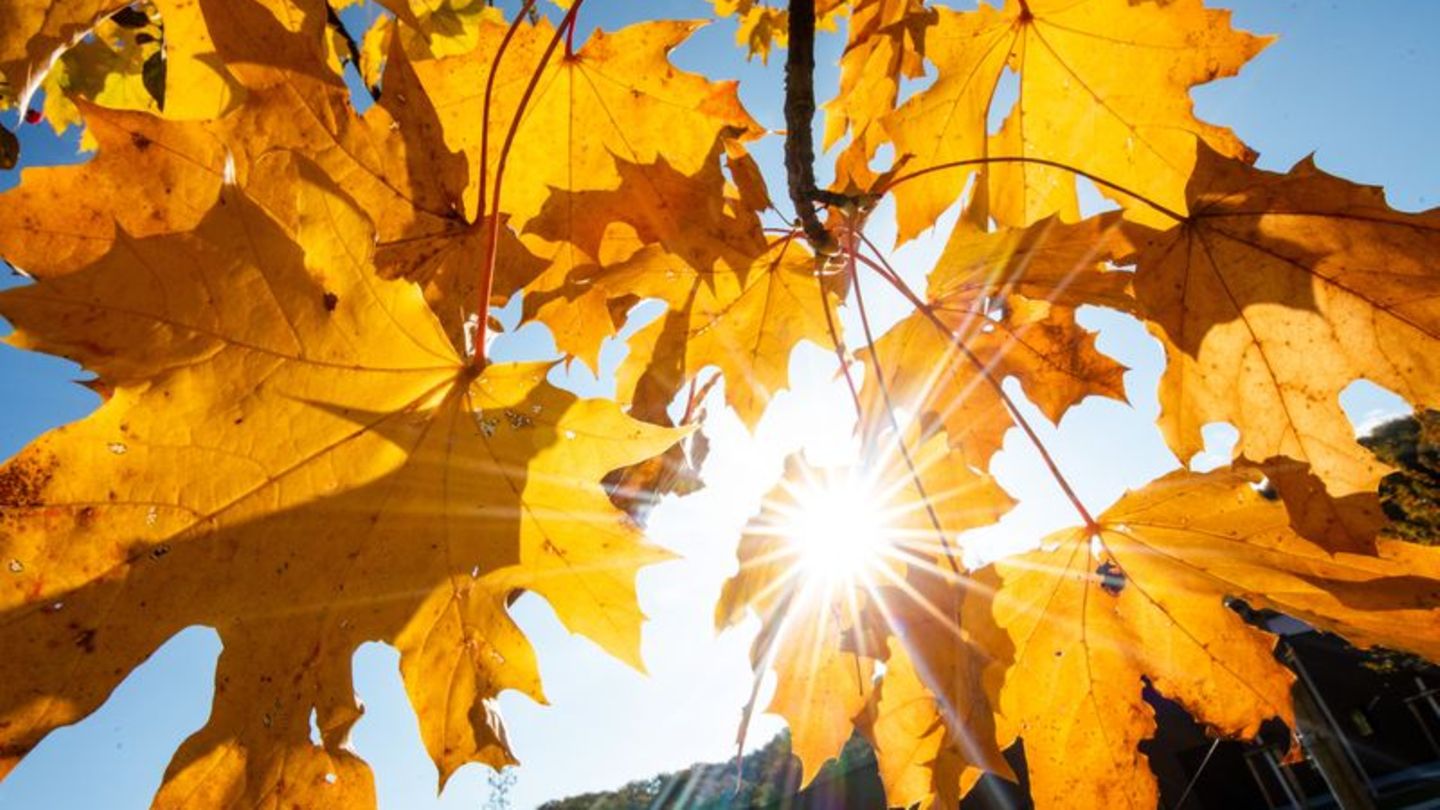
[979,464,1440,810]
[2,6,528,353]
[402,16,764,364]
[604,426,710,527]
[0,156,682,806]
[721,1,789,63]
[1,2,129,109]
[516,130,833,431]
[1,0,243,128]
[37,7,163,143]
[371,0,505,58]
[821,0,933,190]
[37,0,548,350]
[715,457,882,785]
[859,216,1132,467]
[160,0,511,313]
[520,137,779,378]
[864,568,1011,810]
[12,108,199,247]
[410,16,762,230]
[880,0,1269,240]
[195,2,495,304]
[615,236,841,430]
[710,0,845,63]
[718,434,1013,783]
[1126,145,1440,496]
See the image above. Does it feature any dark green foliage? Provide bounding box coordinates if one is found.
[1360,409,1440,546]
[539,732,882,810]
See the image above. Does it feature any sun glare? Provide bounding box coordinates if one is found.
[785,472,889,584]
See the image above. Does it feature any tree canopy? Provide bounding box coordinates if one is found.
[1,1,1438,808]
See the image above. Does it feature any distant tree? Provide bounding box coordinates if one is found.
[1361,410,1440,545]
[485,768,517,810]
[538,731,881,809]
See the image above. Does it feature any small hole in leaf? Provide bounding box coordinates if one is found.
[1096,560,1126,596]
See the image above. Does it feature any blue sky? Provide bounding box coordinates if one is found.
[1,1,1437,807]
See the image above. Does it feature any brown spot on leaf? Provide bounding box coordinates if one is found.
[0,450,56,508]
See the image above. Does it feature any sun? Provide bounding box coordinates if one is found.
[783,470,890,585]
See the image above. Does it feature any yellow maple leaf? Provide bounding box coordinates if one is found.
[1,1,126,109]
[710,0,844,62]
[374,0,506,58]
[865,571,1010,810]
[0,104,226,274]
[983,464,1440,809]
[401,16,764,366]
[615,236,840,430]
[411,16,762,229]
[41,1,548,351]
[718,434,1013,783]
[1127,145,1440,496]
[0,154,682,806]
[821,0,933,190]
[520,137,773,371]
[38,8,162,142]
[881,0,1269,241]
[859,216,1133,468]
[2,0,244,125]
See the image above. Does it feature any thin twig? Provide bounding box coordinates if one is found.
[817,263,863,423]
[681,371,720,425]
[565,4,578,55]
[880,155,1189,225]
[845,220,964,575]
[731,588,798,794]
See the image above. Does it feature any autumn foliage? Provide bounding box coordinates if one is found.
[1,1,1438,808]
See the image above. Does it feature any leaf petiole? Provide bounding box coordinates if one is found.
[474,0,587,369]
[880,155,1189,225]
[854,234,1101,535]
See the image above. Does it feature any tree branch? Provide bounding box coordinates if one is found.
[783,0,835,254]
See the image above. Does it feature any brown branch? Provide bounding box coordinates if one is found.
[784,0,836,254]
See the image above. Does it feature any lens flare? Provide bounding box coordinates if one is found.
[784,471,888,585]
